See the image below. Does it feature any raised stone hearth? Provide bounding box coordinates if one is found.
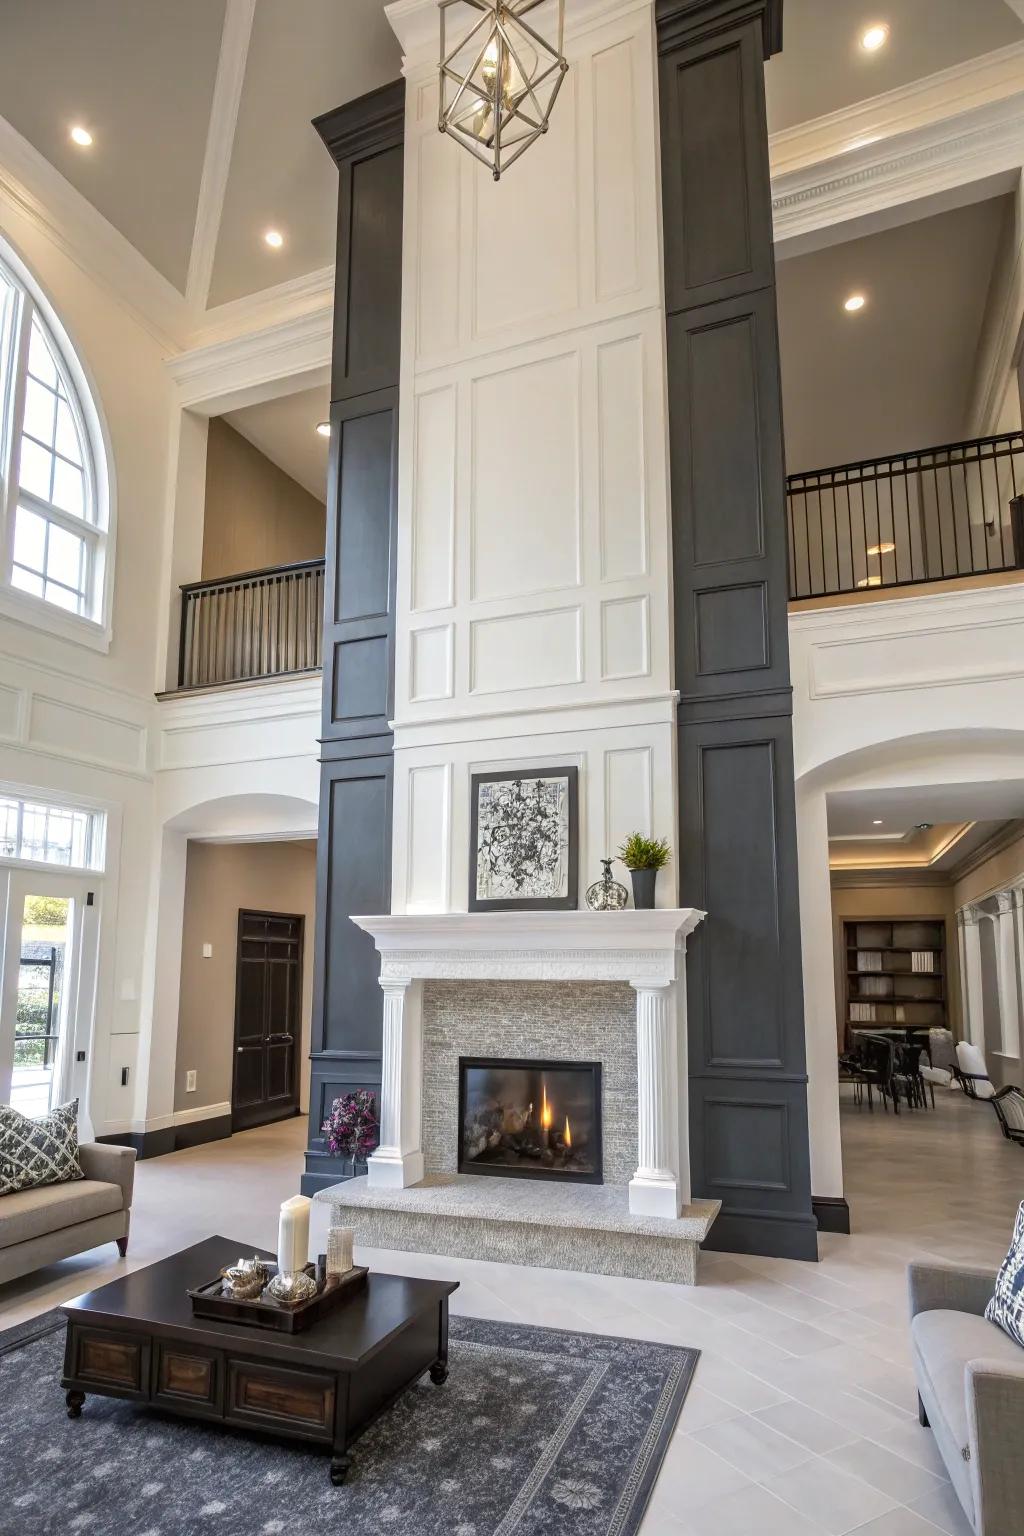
[319,1173,720,1285]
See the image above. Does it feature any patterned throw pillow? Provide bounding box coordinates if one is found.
[0,1099,83,1196]
[986,1200,1024,1348]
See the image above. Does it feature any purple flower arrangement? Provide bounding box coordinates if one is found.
[322,1089,379,1167]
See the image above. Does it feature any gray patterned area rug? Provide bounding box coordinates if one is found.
[0,1309,697,1536]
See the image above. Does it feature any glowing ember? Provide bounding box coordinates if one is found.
[564,1115,572,1148]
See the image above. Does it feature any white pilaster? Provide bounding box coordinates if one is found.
[958,905,985,1048]
[994,892,1021,1061]
[367,977,425,1188]
[629,981,683,1218]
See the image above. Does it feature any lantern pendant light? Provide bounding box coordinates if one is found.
[439,0,569,180]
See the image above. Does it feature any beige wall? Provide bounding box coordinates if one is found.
[202,418,325,580]
[952,827,1024,908]
[829,882,962,1049]
[174,839,317,1116]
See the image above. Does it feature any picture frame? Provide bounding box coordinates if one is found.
[468,766,579,912]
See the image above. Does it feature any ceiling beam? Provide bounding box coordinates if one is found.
[184,0,256,314]
[772,42,1024,258]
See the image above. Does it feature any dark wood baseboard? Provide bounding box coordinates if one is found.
[97,1113,233,1161]
[701,1209,820,1262]
[812,1196,851,1234]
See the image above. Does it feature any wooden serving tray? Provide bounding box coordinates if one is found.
[188,1261,369,1334]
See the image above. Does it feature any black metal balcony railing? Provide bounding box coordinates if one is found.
[178,558,325,690]
[786,431,1024,600]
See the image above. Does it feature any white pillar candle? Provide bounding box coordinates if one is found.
[327,1225,354,1277]
[277,1194,311,1276]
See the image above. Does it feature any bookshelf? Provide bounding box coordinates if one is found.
[844,918,946,1046]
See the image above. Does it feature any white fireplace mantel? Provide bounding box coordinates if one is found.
[351,909,706,1219]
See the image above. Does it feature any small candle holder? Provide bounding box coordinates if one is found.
[327,1226,355,1277]
[266,1268,319,1305]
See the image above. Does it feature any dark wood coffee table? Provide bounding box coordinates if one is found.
[60,1235,458,1484]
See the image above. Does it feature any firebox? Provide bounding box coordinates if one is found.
[457,1057,603,1185]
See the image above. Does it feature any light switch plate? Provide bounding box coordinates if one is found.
[186,1069,197,1093]
[202,943,213,959]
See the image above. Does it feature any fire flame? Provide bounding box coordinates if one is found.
[564,1115,572,1148]
[540,1083,553,1131]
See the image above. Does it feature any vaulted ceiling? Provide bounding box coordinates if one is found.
[0,0,1020,327]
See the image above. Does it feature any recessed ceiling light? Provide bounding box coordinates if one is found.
[316,422,331,439]
[69,125,93,147]
[873,819,884,825]
[844,293,867,313]
[867,541,896,555]
[857,575,882,588]
[263,229,284,249]
[860,23,890,52]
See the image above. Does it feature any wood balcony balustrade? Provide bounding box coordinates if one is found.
[177,558,325,690]
[787,431,1024,600]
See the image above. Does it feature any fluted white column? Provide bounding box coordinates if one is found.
[367,977,425,1188]
[958,906,985,1048]
[994,892,1021,1061]
[629,981,683,1218]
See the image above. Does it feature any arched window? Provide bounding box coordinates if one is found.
[0,244,111,643]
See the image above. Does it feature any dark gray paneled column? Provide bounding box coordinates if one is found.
[656,0,818,1259]
[302,82,404,1195]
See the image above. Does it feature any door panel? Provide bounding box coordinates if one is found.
[231,910,302,1131]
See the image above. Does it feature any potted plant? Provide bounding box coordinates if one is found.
[322,1089,379,1177]
[617,833,672,910]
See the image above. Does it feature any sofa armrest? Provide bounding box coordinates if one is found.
[78,1142,137,1211]
[967,1356,1024,1536]
[908,1261,997,1320]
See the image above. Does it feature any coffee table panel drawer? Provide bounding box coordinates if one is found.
[69,1326,150,1398]
[154,1342,223,1415]
[226,1359,335,1441]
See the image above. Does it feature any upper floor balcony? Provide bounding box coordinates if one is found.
[177,557,325,692]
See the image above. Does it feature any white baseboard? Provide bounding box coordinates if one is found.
[173,1101,232,1128]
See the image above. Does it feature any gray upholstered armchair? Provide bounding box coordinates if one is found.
[909,1261,1024,1536]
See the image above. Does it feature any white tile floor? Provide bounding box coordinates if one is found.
[2,1087,1020,1535]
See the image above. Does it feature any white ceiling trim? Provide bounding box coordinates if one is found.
[166,305,331,414]
[0,111,189,351]
[772,91,1024,257]
[184,0,257,312]
[386,0,649,63]
[192,263,334,349]
[770,41,1024,179]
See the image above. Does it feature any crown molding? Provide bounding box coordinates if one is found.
[185,0,256,311]
[948,818,1024,886]
[386,0,653,65]
[166,303,332,413]
[0,112,190,351]
[829,868,953,890]
[188,263,334,349]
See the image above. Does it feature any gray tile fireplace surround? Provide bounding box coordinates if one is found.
[317,980,720,1285]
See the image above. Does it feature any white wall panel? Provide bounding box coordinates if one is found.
[470,606,583,695]
[406,763,451,912]
[0,684,24,742]
[412,386,457,611]
[592,39,640,301]
[28,695,147,774]
[601,595,649,679]
[416,133,460,360]
[470,73,579,338]
[470,353,581,602]
[410,624,454,702]
[604,744,653,855]
[597,333,647,580]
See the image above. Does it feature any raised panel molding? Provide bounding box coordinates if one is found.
[470,607,584,695]
[592,38,641,300]
[601,595,650,680]
[604,744,653,854]
[411,386,456,612]
[0,683,24,743]
[28,695,147,776]
[470,353,582,604]
[406,762,451,912]
[597,333,647,581]
[694,584,769,676]
[416,132,460,360]
[409,625,454,703]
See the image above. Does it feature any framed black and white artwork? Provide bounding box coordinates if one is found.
[469,767,579,912]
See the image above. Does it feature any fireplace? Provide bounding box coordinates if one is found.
[457,1057,603,1185]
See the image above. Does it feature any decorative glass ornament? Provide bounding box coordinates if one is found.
[586,858,628,912]
[439,0,569,180]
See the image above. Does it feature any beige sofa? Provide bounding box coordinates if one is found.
[0,1142,136,1286]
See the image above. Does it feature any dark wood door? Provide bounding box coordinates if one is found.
[232,910,303,1131]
